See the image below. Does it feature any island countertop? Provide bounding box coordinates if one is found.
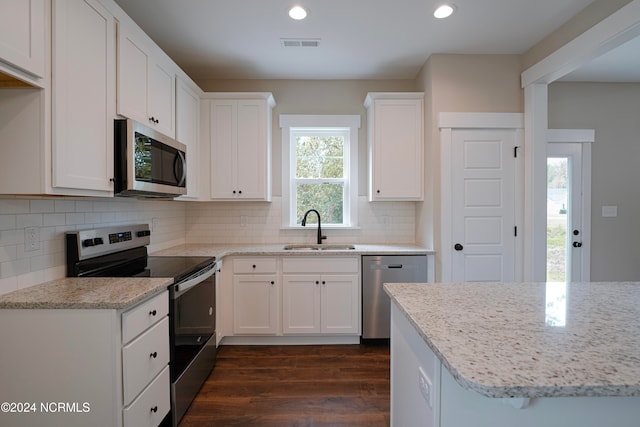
[384,281,640,399]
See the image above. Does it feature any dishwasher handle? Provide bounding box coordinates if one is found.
[387,264,403,269]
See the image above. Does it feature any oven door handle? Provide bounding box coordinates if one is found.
[175,266,215,294]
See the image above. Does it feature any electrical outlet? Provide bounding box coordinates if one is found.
[240,215,248,227]
[152,218,160,231]
[25,227,40,252]
[418,366,432,408]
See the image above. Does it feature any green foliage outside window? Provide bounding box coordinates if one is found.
[294,134,346,225]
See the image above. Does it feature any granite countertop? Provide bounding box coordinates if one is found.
[384,281,640,399]
[0,277,172,310]
[0,243,429,311]
[152,243,433,258]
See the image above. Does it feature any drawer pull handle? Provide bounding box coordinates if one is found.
[150,351,158,359]
[149,309,157,316]
[151,406,158,413]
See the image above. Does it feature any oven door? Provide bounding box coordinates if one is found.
[169,265,217,426]
[170,266,216,381]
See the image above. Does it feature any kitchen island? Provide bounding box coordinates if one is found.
[385,282,640,427]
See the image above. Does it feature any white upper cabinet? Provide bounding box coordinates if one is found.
[52,0,115,194]
[176,76,202,199]
[208,93,275,201]
[365,92,424,201]
[117,24,176,138]
[0,0,46,83]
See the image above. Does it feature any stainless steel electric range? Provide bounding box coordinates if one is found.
[66,224,216,427]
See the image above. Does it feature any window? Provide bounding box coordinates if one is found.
[280,115,360,228]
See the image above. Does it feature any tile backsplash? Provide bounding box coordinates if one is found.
[0,195,415,295]
[0,196,186,295]
[185,196,416,245]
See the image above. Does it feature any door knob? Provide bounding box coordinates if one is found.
[454,243,463,251]
[573,241,582,248]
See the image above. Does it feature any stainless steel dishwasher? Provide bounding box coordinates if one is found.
[362,255,428,339]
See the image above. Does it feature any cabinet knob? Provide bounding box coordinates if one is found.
[252,264,256,269]
[149,309,157,316]
[454,243,464,251]
[233,190,236,194]
[150,351,158,359]
[150,406,158,413]
[270,281,275,285]
[322,281,326,285]
[315,280,319,285]
[376,189,381,194]
[238,190,242,194]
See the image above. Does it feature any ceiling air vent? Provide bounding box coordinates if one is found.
[280,38,320,48]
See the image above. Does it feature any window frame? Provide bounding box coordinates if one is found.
[280,114,360,228]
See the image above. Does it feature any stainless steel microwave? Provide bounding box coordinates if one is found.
[114,119,187,198]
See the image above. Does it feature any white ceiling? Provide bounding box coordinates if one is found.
[113,0,637,82]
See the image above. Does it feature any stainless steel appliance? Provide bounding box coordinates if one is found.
[114,119,187,198]
[362,255,428,339]
[66,224,216,427]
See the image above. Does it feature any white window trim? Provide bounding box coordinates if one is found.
[280,114,360,229]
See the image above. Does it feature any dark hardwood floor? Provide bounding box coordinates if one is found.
[179,343,390,427]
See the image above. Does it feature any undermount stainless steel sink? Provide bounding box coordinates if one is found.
[283,244,356,251]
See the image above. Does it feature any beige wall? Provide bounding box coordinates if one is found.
[522,0,632,70]
[196,79,417,197]
[414,55,523,275]
[549,82,640,281]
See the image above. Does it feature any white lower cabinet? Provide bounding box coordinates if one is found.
[232,257,279,335]
[223,255,361,340]
[282,257,360,335]
[0,290,169,427]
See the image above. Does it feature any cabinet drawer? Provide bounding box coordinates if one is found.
[122,291,168,343]
[233,257,277,274]
[282,257,359,274]
[123,317,169,405]
[123,365,170,427]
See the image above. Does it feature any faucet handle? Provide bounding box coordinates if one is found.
[321,235,327,241]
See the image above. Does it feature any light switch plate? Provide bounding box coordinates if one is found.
[602,205,618,217]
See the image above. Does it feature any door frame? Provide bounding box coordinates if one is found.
[439,112,524,282]
[547,129,593,282]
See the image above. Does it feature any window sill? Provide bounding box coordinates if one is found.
[281,225,361,231]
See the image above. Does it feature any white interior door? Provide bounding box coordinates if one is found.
[450,129,518,282]
[546,133,592,283]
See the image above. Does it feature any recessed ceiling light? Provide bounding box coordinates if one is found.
[289,6,307,20]
[434,4,455,19]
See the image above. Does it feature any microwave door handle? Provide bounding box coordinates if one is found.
[174,151,187,186]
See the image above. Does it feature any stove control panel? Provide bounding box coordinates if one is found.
[109,231,132,244]
[67,224,151,261]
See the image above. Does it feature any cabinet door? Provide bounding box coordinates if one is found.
[117,26,149,125]
[322,274,360,334]
[52,0,114,193]
[0,0,45,78]
[210,99,237,198]
[236,100,267,199]
[233,274,278,334]
[370,99,423,200]
[148,58,175,137]
[282,275,321,334]
[176,77,200,199]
